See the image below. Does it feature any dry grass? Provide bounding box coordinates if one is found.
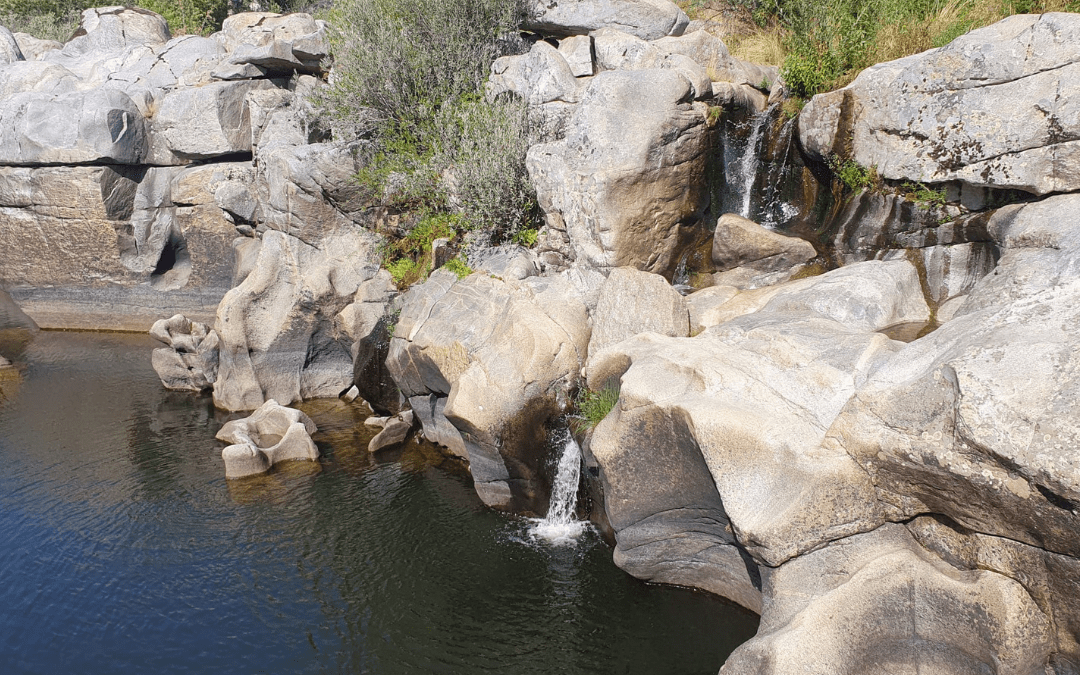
[728,27,788,66]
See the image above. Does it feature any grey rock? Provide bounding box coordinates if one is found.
[487,40,582,106]
[12,33,62,61]
[58,6,170,61]
[558,35,593,77]
[213,227,382,411]
[336,269,402,415]
[469,245,539,281]
[387,270,592,511]
[721,524,1053,675]
[217,399,318,479]
[527,69,709,278]
[586,266,688,362]
[590,28,710,99]
[0,88,147,165]
[798,13,1080,194]
[153,79,274,160]
[0,26,24,64]
[150,313,220,392]
[220,12,328,70]
[524,0,689,40]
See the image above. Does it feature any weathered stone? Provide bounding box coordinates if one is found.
[721,524,1054,675]
[469,245,540,281]
[153,79,274,160]
[586,267,688,361]
[386,270,592,511]
[589,28,710,99]
[0,26,24,64]
[523,0,689,41]
[368,410,415,452]
[799,13,1080,194]
[220,12,327,71]
[58,6,170,60]
[12,33,62,62]
[830,198,1080,559]
[150,313,219,392]
[685,284,739,334]
[527,69,709,278]
[486,40,582,106]
[335,269,402,415]
[712,213,816,272]
[213,227,382,411]
[216,399,318,478]
[558,35,593,77]
[0,88,147,165]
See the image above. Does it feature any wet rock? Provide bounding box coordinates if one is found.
[217,399,318,479]
[368,410,415,452]
[386,269,592,511]
[527,69,709,278]
[150,314,219,392]
[721,524,1054,675]
[523,0,689,41]
[712,213,816,273]
[799,13,1080,194]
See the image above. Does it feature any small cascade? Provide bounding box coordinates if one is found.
[733,111,768,219]
[531,429,587,545]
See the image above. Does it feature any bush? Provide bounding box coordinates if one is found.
[0,0,229,39]
[828,154,877,192]
[573,385,620,433]
[137,0,228,35]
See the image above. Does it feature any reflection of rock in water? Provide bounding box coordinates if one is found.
[0,361,20,404]
[0,288,38,364]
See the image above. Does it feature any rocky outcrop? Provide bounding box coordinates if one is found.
[0,7,340,332]
[528,69,710,278]
[799,12,1080,195]
[523,0,690,41]
[711,213,818,289]
[386,268,594,512]
[212,226,382,412]
[216,399,318,479]
[586,267,688,359]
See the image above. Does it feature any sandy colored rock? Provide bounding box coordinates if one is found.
[712,213,816,272]
[217,399,318,479]
[586,266,688,362]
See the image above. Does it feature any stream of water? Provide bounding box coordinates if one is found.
[0,331,758,674]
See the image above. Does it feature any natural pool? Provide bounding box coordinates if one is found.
[0,331,758,674]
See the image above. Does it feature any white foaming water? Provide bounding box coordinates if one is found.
[735,112,768,218]
[530,434,587,546]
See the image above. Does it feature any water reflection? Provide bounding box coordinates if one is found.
[0,331,758,674]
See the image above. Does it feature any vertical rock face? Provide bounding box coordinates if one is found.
[212,227,382,412]
[386,269,594,512]
[0,8,338,333]
[527,69,710,278]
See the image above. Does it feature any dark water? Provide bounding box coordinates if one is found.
[0,331,758,674]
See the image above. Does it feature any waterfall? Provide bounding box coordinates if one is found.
[729,110,769,219]
[531,431,587,545]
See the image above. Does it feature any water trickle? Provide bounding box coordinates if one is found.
[731,111,769,219]
[531,428,587,545]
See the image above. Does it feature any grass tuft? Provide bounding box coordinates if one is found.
[572,384,620,433]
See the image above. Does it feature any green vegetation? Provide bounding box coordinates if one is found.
[443,257,474,279]
[781,96,806,120]
[679,0,1080,98]
[827,154,878,192]
[382,212,462,287]
[512,228,539,248]
[0,0,230,38]
[902,180,948,206]
[323,0,541,284]
[572,384,620,433]
[706,105,724,127]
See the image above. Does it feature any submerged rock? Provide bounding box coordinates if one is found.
[368,410,415,453]
[216,399,318,479]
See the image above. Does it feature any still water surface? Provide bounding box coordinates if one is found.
[0,331,757,674]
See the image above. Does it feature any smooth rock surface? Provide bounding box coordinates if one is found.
[150,314,219,392]
[586,266,688,362]
[216,399,318,478]
[523,0,689,41]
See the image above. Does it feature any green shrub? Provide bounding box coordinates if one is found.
[0,0,228,39]
[442,257,473,279]
[137,0,228,35]
[828,155,877,192]
[573,384,620,433]
[901,180,947,206]
[512,228,539,248]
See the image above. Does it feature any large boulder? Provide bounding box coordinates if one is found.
[527,69,710,277]
[213,227,382,411]
[829,195,1080,559]
[153,80,274,160]
[386,269,592,512]
[799,13,1080,194]
[0,26,24,64]
[721,524,1054,675]
[586,266,688,360]
[586,260,929,601]
[57,6,170,60]
[523,0,689,41]
[486,40,582,106]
